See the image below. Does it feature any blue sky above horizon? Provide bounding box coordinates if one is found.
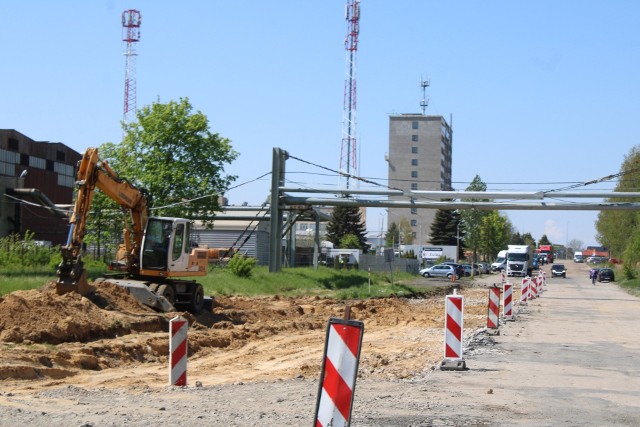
[2,1,638,250]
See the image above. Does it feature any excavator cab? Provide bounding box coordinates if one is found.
[140,217,208,276]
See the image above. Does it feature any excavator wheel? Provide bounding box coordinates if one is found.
[188,284,205,314]
[156,284,176,306]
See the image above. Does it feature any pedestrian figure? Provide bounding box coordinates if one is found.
[590,268,598,285]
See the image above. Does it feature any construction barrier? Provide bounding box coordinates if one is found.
[503,282,513,320]
[531,276,538,299]
[169,315,188,386]
[520,277,529,304]
[441,293,466,370]
[314,318,364,427]
[500,270,506,284]
[487,286,500,329]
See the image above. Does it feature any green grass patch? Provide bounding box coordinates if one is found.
[0,263,423,300]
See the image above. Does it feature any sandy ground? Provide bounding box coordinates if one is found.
[1,263,639,426]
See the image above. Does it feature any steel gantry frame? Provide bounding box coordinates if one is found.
[268,147,640,272]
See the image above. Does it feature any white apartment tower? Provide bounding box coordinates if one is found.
[387,114,452,246]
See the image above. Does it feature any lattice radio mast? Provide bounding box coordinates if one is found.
[340,0,361,189]
[122,9,141,125]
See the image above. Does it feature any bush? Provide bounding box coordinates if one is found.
[0,231,55,268]
[623,263,636,280]
[227,252,256,278]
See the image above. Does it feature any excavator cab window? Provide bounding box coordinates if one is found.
[142,218,173,270]
[172,223,184,261]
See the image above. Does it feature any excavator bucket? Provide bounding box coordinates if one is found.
[56,260,94,296]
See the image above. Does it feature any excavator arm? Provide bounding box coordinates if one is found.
[56,147,150,295]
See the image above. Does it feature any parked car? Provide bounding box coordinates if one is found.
[475,263,490,274]
[460,264,479,276]
[441,262,465,278]
[419,264,460,279]
[597,268,615,282]
[551,264,566,278]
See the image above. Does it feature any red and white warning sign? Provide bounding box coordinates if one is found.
[314,318,364,427]
[169,315,188,386]
[441,293,466,370]
[503,282,513,320]
[487,286,500,329]
[520,277,530,303]
[444,294,464,359]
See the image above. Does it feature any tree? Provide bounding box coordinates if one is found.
[326,206,367,251]
[398,218,415,245]
[596,146,640,258]
[339,234,362,249]
[429,208,460,245]
[460,175,489,263]
[430,208,463,259]
[523,232,537,249]
[385,222,399,247]
[567,238,584,251]
[478,211,510,260]
[538,234,551,246]
[510,232,525,245]
[106,98,238,223]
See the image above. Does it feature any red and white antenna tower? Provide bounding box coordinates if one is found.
[122,9,141,125]
[340,0,360,189]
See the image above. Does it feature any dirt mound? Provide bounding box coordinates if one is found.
[0,281,166,345]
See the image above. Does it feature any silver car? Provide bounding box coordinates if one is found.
[419,264,460,279]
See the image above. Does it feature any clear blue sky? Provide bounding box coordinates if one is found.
[2,1,639,249]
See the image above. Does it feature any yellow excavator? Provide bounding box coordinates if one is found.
[56,147,210,313]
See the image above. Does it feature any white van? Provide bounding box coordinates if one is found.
[491,250,507,272]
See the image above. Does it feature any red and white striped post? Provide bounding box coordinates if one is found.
[530,276,538,299]
[441,292,466,370]
[520,277,529,304]
[487,286,500,329]
[503,282,514,320]
[500,270,506,284]
[169,315,188,386]
[314,318,364,427]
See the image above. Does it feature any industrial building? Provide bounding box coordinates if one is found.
[386,114,453,246]
[0,129,81,245]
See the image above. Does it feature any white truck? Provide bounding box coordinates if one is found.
[574,251,583,263]
[507,245,533,277]
[491,250,508,272]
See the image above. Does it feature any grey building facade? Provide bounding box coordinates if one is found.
[387,114,452,246]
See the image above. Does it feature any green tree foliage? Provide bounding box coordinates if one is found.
[326,206,367,251]
[0,231,55,268]
[510,232,525,245]
[523,232,537,250]
[460,175,489,262]
[429,208,460,245]
[596,146,640,260]
[430,208,463,259]
[339,234,362,249]
[398,218,414,245]
[538,234,551,246]
[479,211,510,260]
[385,222,399,247]
[107,98,238,222]
[227,252,256,277]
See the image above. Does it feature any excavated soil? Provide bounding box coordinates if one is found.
[0,278,495,391]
